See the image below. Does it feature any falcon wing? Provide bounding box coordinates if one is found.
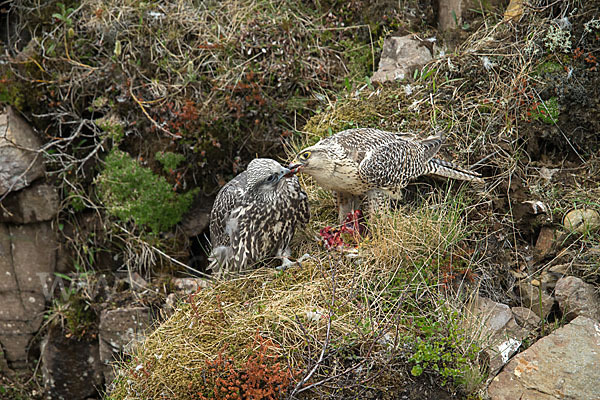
[209,171,247,247]
[358,139,432,188]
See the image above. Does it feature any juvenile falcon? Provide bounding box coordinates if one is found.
[290,128,482,222]
[209,158,309,275]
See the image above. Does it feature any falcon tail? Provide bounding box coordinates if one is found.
[425,158,483,182]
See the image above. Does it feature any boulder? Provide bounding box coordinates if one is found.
[516,280,554,319]
[371,35,433,83]
[488,316,600,400]
[0,181,59,223]
[41,326,103,400]
[98,307,153,383]
[510,307,541,331]
[0,107,45,195]
[562,208,600,233]
[465,296,528,375]
[0,222,56,369]
[555,276,600,322]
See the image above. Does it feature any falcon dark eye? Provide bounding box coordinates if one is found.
[265,174,277,183]
[299,151,311,161]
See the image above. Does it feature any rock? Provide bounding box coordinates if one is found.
[511,307,541,330]
[0,222,56,369]
[0,181,59,223]
[488,316,600,400]
[516,280,554,319]
[98,307,153,383]
[127,272,148,291]
[371,35,433,83]
[465,296,528,375]
[0,107,45,195]
[555,276,600,322]
[534,226,555,258]
[41,326,103,400]
[562,208,600,233]
[172,277,211,294]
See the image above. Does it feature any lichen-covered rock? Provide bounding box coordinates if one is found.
[488,316,600,400]
[511,306,541,330]
[562,208,600,233]
[555,276,600,322]
[0,107,45,196]
[41,326,103,400]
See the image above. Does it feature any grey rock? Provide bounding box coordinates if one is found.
[98,307,153,383]
[0,107,45,195]
[371,35,433,83]
[465,295,528,375]
[511,307,541,330]
[41,326,103,400]
[555,276,600,322]
[437,0,463,31]
[516,280,554,319]
[0,181,59,223]
[488,316,600,400]
[0,221,56,369]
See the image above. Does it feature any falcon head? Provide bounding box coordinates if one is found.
[289,145,332,175]
[246,158,294,198]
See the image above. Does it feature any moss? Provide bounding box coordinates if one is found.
[96,149,198,233]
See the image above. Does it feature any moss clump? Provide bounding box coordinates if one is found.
[96,149,198,233]
[531,97,559,124]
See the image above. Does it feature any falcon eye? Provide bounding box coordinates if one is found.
[299,151,311,161]
[265,174,277,183]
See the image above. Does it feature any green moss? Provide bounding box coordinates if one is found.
[534,60,563,75]
[96,149,198,233]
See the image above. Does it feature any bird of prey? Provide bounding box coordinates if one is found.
[290,128,482,222]
[209,158,309,276]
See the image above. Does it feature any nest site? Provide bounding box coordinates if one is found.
[1,0,600,399]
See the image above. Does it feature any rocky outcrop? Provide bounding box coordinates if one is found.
[99,307,153,383]
[41,326,103,400]
[0,107,45,195]
[488,316,600,400]
[555,276,600,322]
[0,107,58,371]
[371,35,433,83]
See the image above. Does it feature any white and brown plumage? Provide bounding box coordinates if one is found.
[290,128,482,222]
[209,158,309,275]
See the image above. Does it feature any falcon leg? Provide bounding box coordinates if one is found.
[336,192,362,224]
[364,189,391,219]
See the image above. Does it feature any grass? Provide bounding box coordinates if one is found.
[107,181,487,398]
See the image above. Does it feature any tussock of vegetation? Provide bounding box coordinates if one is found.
[96,149,198,233]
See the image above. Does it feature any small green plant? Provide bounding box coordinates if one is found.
[96,114,125,143]
[408,308,482,386]
[530,97,559,124]
[156,151,186,173]
[96,149,198,233]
